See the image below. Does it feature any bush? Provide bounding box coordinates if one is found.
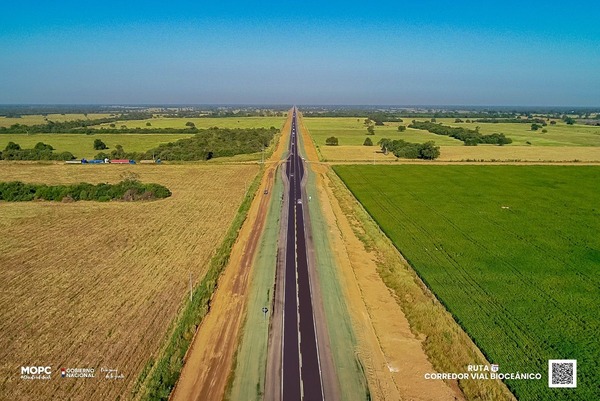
[325,136,339,146]
[398,125,406,132]
[363,137,373,146]
[94,139,108,150]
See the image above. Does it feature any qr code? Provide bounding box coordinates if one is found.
[548,359,577,388]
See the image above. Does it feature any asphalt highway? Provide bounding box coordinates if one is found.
[282,108,324,401]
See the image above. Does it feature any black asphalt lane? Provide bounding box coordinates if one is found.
[282,109,324,401]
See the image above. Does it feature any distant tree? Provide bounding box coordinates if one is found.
[531,123,541,131]
[397,125,406,132]
[146,122,152,126]
[120,125,127,129]
[431,118,437,122]
[550,120,557,125]
[465,119,472,123]
[363,118,372,126]
[541,129,548,133]
[109,123,116,128]
[366,125,375,135]
[563,116,576,125]
[325,136,339,146]
[363,137,373,146]
[185,121,195,128]
[93,139,108,150]
[455,118,464,123]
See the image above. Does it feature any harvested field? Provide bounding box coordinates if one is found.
[0,163,258,401]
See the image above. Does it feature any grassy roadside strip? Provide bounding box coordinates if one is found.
[297,117,370,400]
[132,166,264,401]
[225,166,284,401]
[328,167,515,401]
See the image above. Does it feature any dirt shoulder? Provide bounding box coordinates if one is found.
[169,113,292,401]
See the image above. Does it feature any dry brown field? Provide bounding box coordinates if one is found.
[0,162,258,400]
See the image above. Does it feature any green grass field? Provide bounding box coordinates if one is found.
[93,116,285,130]
[302,117,463,147]
[434,118,600,146]
[0,117,286,159]
[302,117,600,148]
[0,114,113,127]
[334,165,599,401]
[0,133,194,159]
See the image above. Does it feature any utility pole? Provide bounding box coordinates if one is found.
[189,271,193,302]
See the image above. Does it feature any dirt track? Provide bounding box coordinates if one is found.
[169,114,291,401]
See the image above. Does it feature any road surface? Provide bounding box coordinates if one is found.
[282,108,324,401]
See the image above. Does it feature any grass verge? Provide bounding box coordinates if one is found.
[225,166,284,400]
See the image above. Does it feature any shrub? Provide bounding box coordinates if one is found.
[325,136,339,146]
[93,139,108,150]
[363,137,373,146]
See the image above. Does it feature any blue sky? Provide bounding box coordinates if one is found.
[1,1,599,106]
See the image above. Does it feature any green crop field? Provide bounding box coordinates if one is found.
[334,165,599,401]
[0,133,194,159]
[302,117,463,147]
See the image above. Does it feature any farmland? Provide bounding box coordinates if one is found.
[0,114,113,127]
[0,163,258,401]
[434,118,600,147]
[334,165,600,401]
[0,116,286,159]
[302,116,600,162]
[0,134,195,159]
[93,116,285,130]
[302,117,462,147]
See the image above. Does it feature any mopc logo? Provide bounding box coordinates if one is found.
[20,366,52,380]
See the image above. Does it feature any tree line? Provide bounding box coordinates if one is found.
[96,127,278,161]
[408,121,512,146]
[0,179,171,202]
[0,142,75,161]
